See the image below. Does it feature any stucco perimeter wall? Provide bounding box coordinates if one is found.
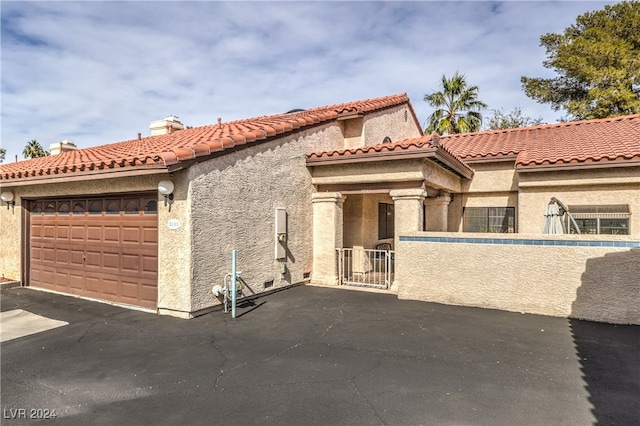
[188,124,345,313]
[396,232,640,324]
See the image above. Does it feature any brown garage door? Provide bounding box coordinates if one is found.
[29,194,158,309]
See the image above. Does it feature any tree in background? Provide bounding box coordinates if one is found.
[521,1,640,120]
[0,148,5,163]
[424,72,488,135]
[485,107,544,130]
[22,140,49,159]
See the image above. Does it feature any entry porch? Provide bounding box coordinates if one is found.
[306,141,473,289]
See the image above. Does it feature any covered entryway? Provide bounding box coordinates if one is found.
[28,194,159,309]
[308,138,474,288]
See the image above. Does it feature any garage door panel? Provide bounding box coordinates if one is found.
[29,195,158,309]
[42,247,56,262]
[55,249,69,264]
[31,247,43,261]
[142,256,158,273]
[70,250,85,265]
[41,269,56,286]
[56,225,70,239]
[104,226,120,242]
[32,225,43,238]
[121,281,139,299]
[122,226,140,243]
[121,254,139,272]
[67,272,83,290]
[69,273,85,291]
[101,278,118,296]
[70,225,85,241]
[103,252,120,269]
[138,283,158,307]
[142,226,158,243]
[85,276,101,293]
[86,226,102,241]
[43,225,56,239]
[85,251,102,267]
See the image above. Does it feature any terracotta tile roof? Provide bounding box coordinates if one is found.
[1,94,411,183]
[307,135,474,179]
[440,114,640,169]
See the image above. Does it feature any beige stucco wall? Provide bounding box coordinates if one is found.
[155,170,193,316]
[396,232,640,324]
[0,174,194,315]
[311,192,345,286]
[339,104,421,150]
[362,105,423,145]
[312,159,425,186]
[312,159,464,195]
[517,167,640,235]
[0,193,22,281]
[421,160,464,194]
[463,161,517,193]
[451,163,640,236]
[187,124,346,312]
[519,185,640,235]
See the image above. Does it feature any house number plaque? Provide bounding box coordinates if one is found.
[167,219,180,230]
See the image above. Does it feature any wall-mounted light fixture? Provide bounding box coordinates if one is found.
[157,180,175,209]
[1,191,15,210]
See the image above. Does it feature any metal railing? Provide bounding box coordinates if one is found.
[337,247,394,289]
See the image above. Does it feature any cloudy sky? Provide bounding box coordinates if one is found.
[1,1,616,162]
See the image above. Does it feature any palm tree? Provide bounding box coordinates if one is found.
[22,139,49,159]
[424,72,488,135]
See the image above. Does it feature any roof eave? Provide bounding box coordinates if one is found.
[0,164,170,188]
[516,159,640,173]
[306,147,473,179]
[460,154,519,164]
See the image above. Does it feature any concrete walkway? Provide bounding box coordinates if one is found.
[0,309,68,342]
[1,285,638,425]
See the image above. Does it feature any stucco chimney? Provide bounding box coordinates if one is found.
[49,140,78,155]
[150,115,184,136]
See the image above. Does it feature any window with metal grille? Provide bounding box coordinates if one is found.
[378,203,394,239]
[568,205,630,235]
[463,207,516,233]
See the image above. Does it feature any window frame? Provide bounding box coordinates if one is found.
[568,205,630,235]
[463,206,516,233]
[378,202,395,240]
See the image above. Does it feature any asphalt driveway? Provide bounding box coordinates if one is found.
[1,285,638,425]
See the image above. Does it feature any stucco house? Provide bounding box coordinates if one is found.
[1,94,638,324]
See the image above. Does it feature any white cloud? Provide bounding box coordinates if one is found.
[0,1,617,162]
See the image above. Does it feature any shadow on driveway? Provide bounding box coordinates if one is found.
[570,319,640,425]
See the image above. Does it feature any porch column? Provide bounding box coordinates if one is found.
[311,192,346,286]
[424,193,452,232]
[390,189,427,246]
